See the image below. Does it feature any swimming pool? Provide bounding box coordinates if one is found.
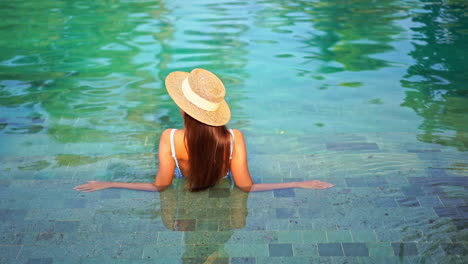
[0,0,467,263]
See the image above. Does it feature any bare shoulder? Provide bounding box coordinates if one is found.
[159,129,174,145]
[161,129,173,139]
[231,129,245,141]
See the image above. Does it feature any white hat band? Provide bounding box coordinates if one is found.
[182,77,220,111]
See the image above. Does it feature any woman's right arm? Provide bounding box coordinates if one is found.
[230,130,333,192]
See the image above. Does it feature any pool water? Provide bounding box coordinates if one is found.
[1,0,467,263]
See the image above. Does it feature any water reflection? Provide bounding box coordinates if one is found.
[159,179,248,263]
[401,0,468,151]
[254,0,405,75]
[160,0,251,128]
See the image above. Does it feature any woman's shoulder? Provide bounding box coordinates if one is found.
[160,128,181,141]
[229,129,245,141]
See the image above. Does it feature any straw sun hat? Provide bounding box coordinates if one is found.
[165,68,231,126]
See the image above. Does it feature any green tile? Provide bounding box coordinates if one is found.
[142,244,183,258]
[327,230,352,242]
[243,244,269,257]
[292,243,319,256]
[278,231,303,243]
[352,230,377,242]
[302,231,327,243]
[225,244,245,257]
[367,242,395,257]
[157,232,183,245]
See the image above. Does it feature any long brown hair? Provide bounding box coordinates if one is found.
[183,113,231,191]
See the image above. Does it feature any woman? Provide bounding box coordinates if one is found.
[74,68,333,192]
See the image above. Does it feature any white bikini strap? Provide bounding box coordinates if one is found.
[170,129,181,171]
[228,129,235,159]
[170,129,177,158]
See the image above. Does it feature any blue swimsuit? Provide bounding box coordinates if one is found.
[169,128,235,181]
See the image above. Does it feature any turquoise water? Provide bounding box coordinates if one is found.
[1,0,467,263]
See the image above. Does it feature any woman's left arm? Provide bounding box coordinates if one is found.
[73,129,175,192]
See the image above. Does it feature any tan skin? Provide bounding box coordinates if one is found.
[74,115,334,192]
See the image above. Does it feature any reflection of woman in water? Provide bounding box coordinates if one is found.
[74,68,333,192]
[160,179,248,263]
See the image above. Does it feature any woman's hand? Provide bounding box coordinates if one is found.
[298,180,334,189]
[73,181,112,192]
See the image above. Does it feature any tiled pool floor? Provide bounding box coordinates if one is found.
[1,132,467,264]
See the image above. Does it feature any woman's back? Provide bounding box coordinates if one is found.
[169,128,234,180]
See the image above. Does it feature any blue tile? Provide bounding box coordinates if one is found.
[100,190,121,199]
[342,243,369,257]
[433,207,460,218]
[401,186,425,196]
[0,209,27,222]
[366,177,387,187]
[441,243,468,255]
[273,189,295,198]
[0,233,24,244]
[54,221,80,232]
[427,168,447,177]
[407,177,429,186]
[230,257,256,264]
[276,208,298,219]
[269,244,293,257]
[373,197,398,207]
[457,206,468,218]
[317,243,343,256]
[63,199,87,208]
[407,149,441,153]
[326,143,379,151]
[345,178,367,187]
[396,197,420,207]
[26,258,53,264]
[440,197,467,207]
[391,243,418,256]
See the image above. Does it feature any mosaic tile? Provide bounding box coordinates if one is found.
[367,242,395,257]
[278,231,302,243]
[302,231,327,243]
[441,243,468,256]
[433,207,460,218]
[157,231,183,245]
[24,258,54,264]
[305,256,334,264]
[269,244,293,257]
[417,196,443,207]
[53,221,80,232]
[395,197,420,207]
[230,257,256,264]
[287,219,314,230]
[391,243,419,256]
[256,256,308,264]
[292,243,319,256]
[342,243,369,256]
[0,232,24,245]
[401,186,425,196]
[327,230,352,243]
[0,245,22,259]
[142,244,183,258]
[317,243,343,256]
[273,189,295,198]
[242,244,269,257]
[326,143,379,151]
[332,256,361,264]
[351,230,377,242]
[275,208,298,219]
[0,209,28,222]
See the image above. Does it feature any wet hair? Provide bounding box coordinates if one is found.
[183,113,231,191]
